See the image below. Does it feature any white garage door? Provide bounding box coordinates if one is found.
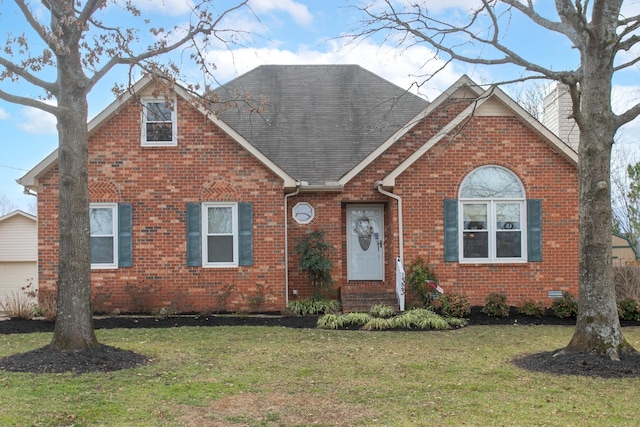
[0,262,38,306]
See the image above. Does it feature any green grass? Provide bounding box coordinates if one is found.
[1,325,640,426]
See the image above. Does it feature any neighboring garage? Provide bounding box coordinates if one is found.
[0,210,37,306]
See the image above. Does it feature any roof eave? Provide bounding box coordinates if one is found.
[339,75,484,187]
[381,84,579,189]
[19,76,298,193]
[0,210,37,222]
[297,181,344,193]
[174,84,298,190]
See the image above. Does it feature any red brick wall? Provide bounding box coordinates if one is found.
[286,97,579,307]
[37,92,578,313]
[37,97,287,313]
[395,114,579,306]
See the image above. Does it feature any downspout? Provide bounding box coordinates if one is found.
[376,183,403,265]
[284,184,301,308]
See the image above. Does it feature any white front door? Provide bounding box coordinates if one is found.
[347,204,384,280]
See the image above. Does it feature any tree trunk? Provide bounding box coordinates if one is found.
[562,13,635,359]
[50,27,98,351]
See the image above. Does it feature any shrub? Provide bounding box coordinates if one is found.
[551,292,578,318]
[37,290,57,322]
[518,300,546,317]
[481,293,509,317]
[316,313,346,329]
[286,298,341,316]
[294,229,335,299]
[617,298,640,321]
[389,308,464,330]
[440,293,471,317]
[342,312,373,326]
[362,317,392,331]
[405,257,440,306]
[244,283,274,312]
[0,282,38,320]
[369,304,395,318]
[316,308,467,330]
[125,281,158,313]
[614,266,640,300]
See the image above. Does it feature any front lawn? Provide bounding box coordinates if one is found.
[1,325,639,426]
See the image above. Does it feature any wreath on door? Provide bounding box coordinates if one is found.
[354,217,374,251]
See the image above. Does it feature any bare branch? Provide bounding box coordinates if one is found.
[0,88,60,116]
[356,0,578,82]
[501,0,580,44]
[615,102,640,129]
[13,0,55,49]
[87,0,250,90]
[0,56,57,94]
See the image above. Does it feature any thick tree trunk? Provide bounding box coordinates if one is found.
[50,30,98,351]
[562,13,636,359]
[563,123,634,359]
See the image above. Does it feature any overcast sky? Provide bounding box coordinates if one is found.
[1,0,639,212]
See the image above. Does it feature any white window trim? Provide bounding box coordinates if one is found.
[141,96,178,146]
[292,202,315,224]
[458,199,527,264]
[458,165,527,264]
[90,203,118,269]
[202,202,238,268]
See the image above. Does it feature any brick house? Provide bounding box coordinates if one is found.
[19,65,579,313]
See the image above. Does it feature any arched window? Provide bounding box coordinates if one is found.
[458,166,527,262]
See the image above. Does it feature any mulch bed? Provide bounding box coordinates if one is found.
[1,308,639,377]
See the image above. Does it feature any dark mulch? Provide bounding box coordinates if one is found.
[514,350,640,379]
[0,344,149,374]
[1,307,639,377]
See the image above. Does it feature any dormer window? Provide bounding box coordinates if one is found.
[142,97,177,146]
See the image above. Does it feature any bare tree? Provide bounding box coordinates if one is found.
[510,81,551,121]
[612,147,640,251]
[0,0,250,351]
[0,194,18,216]
[355,0,640,360]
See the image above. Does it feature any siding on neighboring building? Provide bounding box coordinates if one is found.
[542,84,580,152]
[0,211,38,304]
[612,234,639,265]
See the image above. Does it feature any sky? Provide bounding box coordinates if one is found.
[1,0,640,213]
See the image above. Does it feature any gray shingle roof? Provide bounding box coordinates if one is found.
[214,65,428,185]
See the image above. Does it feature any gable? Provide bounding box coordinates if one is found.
[0,211,37,261]
[19,76,297,192]
[475,98,514,116]
[381,84,578,189]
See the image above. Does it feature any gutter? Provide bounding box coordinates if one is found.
[284,184,301,308]
[376,183,403,265]
[297,181,344,193]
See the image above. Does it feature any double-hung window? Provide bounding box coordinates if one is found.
[89,203,133,269]
[443,166,541,263]
[186,202,253,268]
[142,97,177,146]
[204,203,237,266]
